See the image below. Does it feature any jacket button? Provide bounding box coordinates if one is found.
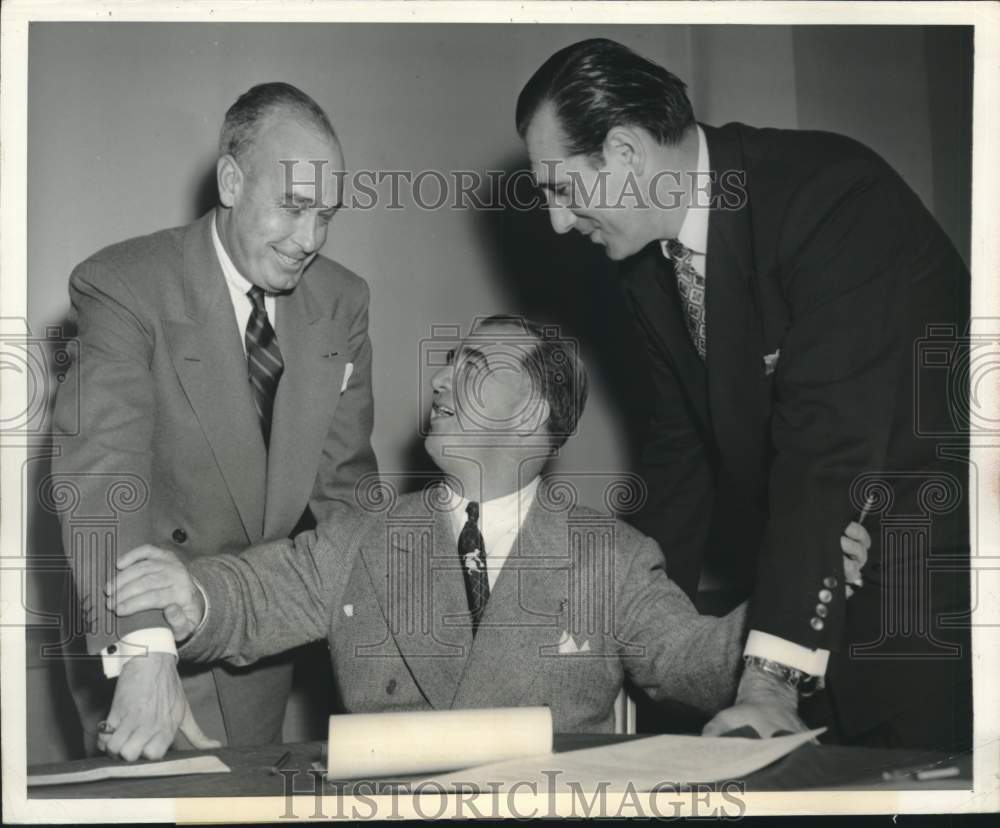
[823,576,838,589]
[386,679,397,695]
[810,617,825,631]
[818,589,833,604]
[815,604,828,618]
[172,528,187,544]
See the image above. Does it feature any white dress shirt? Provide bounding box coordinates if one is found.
[445,478,541,591]
[212,213,277,350]
[101,212,275,678]
[659,126,829,679]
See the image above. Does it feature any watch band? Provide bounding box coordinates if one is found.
[743,654,825,698]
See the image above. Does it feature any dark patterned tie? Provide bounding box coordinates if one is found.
[665,238,707,359]
[245,286,284,446]
[458,501,489,633]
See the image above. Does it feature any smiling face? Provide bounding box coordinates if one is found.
[524,104,687,260]
[216,111,344,292]
[424,321,552,468]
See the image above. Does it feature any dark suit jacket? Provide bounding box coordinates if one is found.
[183,487,747,732]
[621,123,970,739]
[51,210,378,745]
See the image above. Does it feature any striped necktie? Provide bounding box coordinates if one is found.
[665,238,707,359]
[458,501,490,633]
[245,286,284,446]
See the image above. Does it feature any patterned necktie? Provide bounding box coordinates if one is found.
[458,501,489,633]
[245,286,284,446]
[665,238,707,359]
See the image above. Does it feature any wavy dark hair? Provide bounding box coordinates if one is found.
[516,38,695,160]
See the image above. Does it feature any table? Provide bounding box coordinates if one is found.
[27,734,972,798]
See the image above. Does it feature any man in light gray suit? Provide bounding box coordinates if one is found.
[105,316,868,755]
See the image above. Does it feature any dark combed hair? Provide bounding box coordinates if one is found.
[480,315,589,449]
[219,82,338,163]
[515,38,695,158]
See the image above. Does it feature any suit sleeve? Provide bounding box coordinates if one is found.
[617,531,746,714]
[51,259,168,652]
[309,277,378,521]
[751,159,910,651]
[181,513,368,666]
[625,304,715,600]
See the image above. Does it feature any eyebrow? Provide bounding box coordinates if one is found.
[281,193,341,211]
[447,345,489,366]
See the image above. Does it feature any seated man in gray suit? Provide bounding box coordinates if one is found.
[104,315,868,759]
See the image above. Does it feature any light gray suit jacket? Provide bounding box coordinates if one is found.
[51,211,377,746]
[185,485,746,732]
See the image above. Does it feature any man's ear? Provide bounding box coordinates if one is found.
[216,154,243,208]
[603,126,647,176]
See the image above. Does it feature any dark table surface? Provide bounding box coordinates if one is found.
[27,734,972,798]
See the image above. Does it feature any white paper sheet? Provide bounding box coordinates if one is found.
[422,728,825,792]
[326,707,552,779]
[26,755,230,787]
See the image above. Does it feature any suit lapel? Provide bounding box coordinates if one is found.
[164,212,266,541]
[621,245,711,429]
[263,278,349,537]
[702,125,770,487]
[358,497,473,710]
[453,501,570,708]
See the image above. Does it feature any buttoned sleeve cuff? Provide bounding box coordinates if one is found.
[100,628,178,679]
[743,629,830,677]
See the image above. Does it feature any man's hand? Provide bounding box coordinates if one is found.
[841,520,869,598]
[702,662,815,741]
[96,653,221,760]
[106,544,204,641]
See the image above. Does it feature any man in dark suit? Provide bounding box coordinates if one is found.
[51,83,377,759]
[515,39,971,750]
[103,315,868,753]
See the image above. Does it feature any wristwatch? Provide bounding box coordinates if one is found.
[743,654,825,697]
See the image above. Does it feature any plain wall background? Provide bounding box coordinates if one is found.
[24,23,972,763]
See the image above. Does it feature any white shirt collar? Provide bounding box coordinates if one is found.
[211,211,255,297]
[446,477,540,538]
[661,124,710,259]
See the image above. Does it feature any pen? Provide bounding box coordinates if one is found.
[845,495,876,597]
[270,750,292,775]
[858,494,876,525]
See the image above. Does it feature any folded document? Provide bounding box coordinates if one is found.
[27,755,230,787]
[423,728,825,791]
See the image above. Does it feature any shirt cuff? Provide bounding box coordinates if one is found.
[100,628,178,679]
[743,630,829,677]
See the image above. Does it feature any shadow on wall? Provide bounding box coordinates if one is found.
[474,151,651,465]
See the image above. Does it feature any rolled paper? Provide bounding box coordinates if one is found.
[326,707,553,779]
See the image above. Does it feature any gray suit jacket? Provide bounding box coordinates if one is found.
[185,486,746,732]
[51,210,377,746]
